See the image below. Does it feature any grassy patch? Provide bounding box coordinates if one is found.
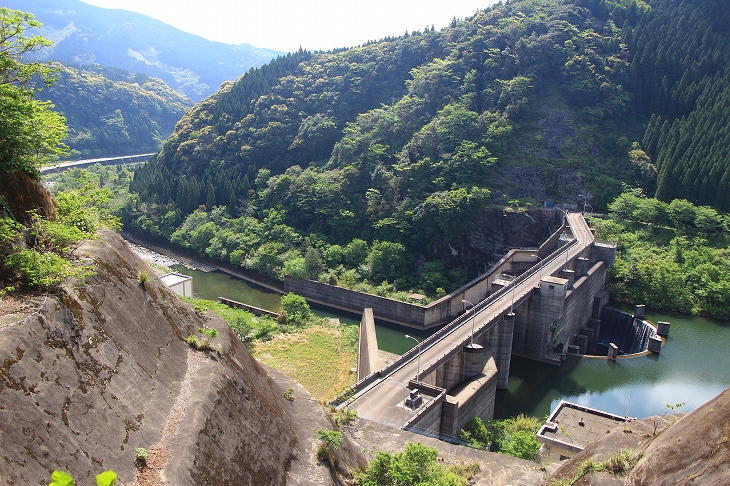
[252,324,357,401]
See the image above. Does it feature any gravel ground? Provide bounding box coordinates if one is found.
[127,242,181,268]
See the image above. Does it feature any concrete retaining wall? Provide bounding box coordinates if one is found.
[219,297,278,318]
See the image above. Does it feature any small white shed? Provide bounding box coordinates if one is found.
[160,272,194,298]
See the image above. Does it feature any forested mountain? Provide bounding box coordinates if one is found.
[630,1,730,210]
[10,0,283,101]
[125,0,730,297]
[40,64,192,158]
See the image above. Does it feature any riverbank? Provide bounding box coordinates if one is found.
[121,230,283,293]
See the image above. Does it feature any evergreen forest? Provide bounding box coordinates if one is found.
[40,64,192,158]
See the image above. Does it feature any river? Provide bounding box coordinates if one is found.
[166,263,729,421]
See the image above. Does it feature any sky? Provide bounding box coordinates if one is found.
[81,1,499,53]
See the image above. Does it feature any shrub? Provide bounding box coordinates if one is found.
[329,406,357,427]
[354,442,464,485]
[50,470,118,486]
[134,447,148,467]
[187,334,212,351]
[5,248,91,288]
[316,429,343,467]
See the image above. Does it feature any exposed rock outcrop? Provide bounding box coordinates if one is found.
[544,388,730,485]
[0,231,360,485]
[428,208,562,278]
[0,171,56,224]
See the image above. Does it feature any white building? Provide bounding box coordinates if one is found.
[160,272,193,299]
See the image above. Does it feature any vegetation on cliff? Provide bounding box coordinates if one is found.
[0,8,120,293]
[0,7,66,178]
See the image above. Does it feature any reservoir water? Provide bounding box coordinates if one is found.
[495,308,730,420]
[169,265,730,420]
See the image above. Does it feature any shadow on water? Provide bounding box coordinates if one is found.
[495,355,587,419]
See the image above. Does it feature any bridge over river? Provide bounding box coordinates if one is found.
[334,212,613,438]
[40,153,155,174]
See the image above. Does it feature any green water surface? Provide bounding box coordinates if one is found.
[495,309,730,419]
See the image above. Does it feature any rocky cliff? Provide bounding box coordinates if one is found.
[0,230,360,485]
[428,208,563,279]
[544,388,730,485]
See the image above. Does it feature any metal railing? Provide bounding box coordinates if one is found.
[331,213,592,407]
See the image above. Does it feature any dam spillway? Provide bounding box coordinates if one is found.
[595,307,657,356]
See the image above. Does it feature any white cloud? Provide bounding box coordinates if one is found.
[81,0,496,52]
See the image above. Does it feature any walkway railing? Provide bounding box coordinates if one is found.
[331,212,593,407]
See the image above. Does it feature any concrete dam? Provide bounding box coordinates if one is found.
[325,211,621,438]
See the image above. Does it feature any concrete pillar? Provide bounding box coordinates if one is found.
[634,305,645,318]
[463,343,485,377]
[494,312,515,389]
[657,321,670,337]
[608,343,618,361]
[436,344,485,391]
[573,333,588,355]
[648,335,663,353]
[357,308,379,381]
[560,269,575,286]
[440,397,459,436]
[575,257,590,276]
[592,289,610,319]
[587,319,601,353]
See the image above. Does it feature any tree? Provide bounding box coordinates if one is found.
[0,8,54,87]
[0,8,66,176]
[355,442,462,486]
[280,292,311,326]
[367,241,410,283]
[304,246,325,279]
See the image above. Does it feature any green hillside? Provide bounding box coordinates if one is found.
[40,64,192,158]
[9,0,283,101]
[123,0,730,300]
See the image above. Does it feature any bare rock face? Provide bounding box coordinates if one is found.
[428,209,562,278]
[0,171,56,224]
[628,388,730,485]
[0,231,298,485]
